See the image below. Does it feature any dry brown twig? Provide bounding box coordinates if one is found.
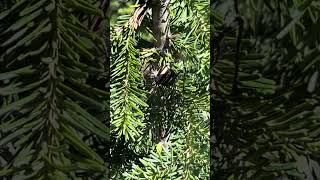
[128,3,149,29]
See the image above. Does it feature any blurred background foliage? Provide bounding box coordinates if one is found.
[212,0,320,179]
[0,0,109,179]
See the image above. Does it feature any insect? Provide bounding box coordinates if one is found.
[154,66,176,86]
[143,61,177,87]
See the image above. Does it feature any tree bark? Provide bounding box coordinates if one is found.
[152,0,171,55]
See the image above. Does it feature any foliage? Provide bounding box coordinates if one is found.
[212,0,320,179]
[0,0,109,179]
[110,0,210,179]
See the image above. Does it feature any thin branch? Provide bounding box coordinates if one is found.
[152,0,171,55]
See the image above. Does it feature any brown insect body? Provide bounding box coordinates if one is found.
[143,61,177,87]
